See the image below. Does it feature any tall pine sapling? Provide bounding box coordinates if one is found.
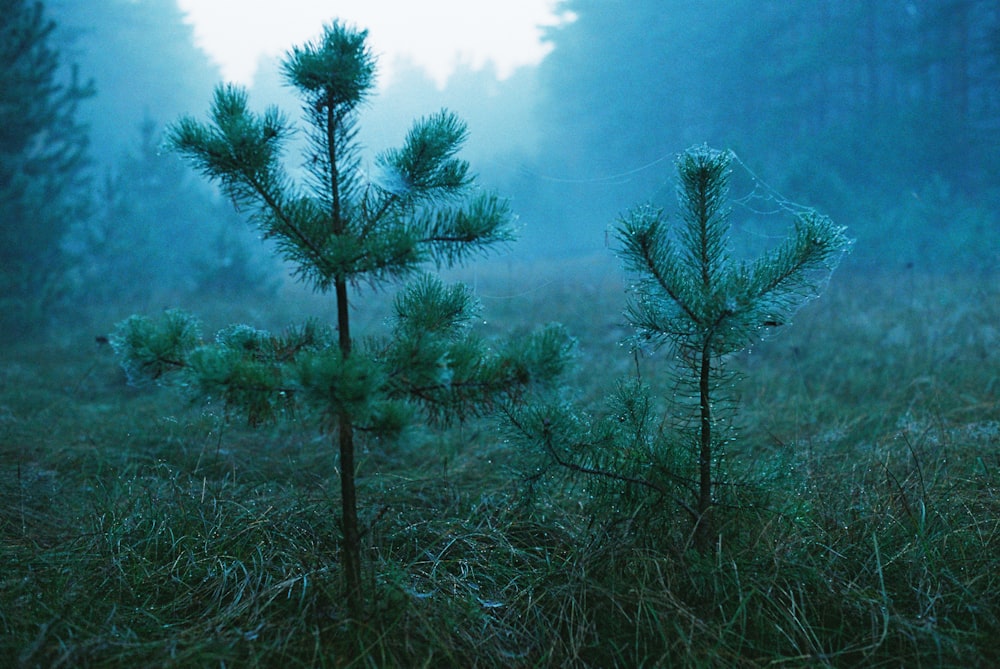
[110,22,572,619]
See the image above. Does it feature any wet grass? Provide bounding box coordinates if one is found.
[2,257,999,667]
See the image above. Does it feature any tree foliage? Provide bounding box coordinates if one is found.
[46,0,221,166]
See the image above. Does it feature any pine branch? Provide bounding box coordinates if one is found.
[617,206,700,327]
[504,405,701,522]
[168,89,345,288]
[748,212,849,303]
[378,110,472,198]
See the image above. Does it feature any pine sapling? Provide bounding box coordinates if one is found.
[617,146,850,548]
[110,22,572,619]
[509,146,850,552]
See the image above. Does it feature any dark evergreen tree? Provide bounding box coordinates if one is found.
[68,117,272,305]
[111,22,572,619]
[47,0,220,166]
[0,0,92,328]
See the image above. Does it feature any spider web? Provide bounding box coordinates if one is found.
[718,151,821,260]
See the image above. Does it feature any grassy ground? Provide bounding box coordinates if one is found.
[2,256,999,667]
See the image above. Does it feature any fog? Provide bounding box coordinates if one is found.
[9,0,1000,324]
[6,4,1000,661]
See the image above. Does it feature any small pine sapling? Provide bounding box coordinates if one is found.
[110,22,572,619]
[510,146,850,551]
[618,146,849,547]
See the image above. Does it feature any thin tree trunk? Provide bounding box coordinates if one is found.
[337,409,362,618]
[864,1,880,114]
[696,343,713,551]
[333,276,363,619]
[325,99,363,619]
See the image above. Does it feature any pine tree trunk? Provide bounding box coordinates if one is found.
[696,343,713,551]
[324,95,364,618]
[334,276,363,618]
[337,412,362,618]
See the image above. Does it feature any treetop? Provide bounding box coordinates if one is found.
[617,145,851,359]
[282,21,376,110]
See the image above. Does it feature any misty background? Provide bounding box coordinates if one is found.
[6,0,999,331]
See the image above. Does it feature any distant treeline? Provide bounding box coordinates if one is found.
[521,0,999,267]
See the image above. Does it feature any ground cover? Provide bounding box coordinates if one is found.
[2,257,998,667]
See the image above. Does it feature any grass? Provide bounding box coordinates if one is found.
[3,255,999,667]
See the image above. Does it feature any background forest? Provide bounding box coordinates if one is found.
[3,0,1000,666]
[526,0,1000,271]
[8,0,999,321]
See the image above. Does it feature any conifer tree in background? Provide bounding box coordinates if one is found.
[68,117,273,305]
[1,0,93,329]
[510,146,849,551]
[111,22,572,619]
